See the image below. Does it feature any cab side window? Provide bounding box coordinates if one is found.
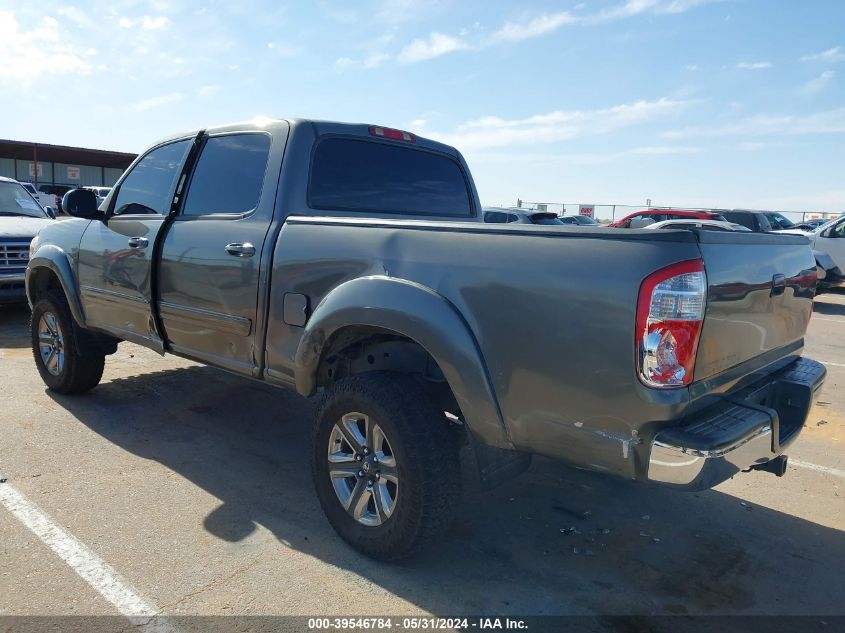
[830,220,845,238]
[112,140,191,216]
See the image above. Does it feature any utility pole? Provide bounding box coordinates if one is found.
[33,143,39,187]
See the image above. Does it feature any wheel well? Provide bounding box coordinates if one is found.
[27,267,64,305]
[316,326,463,420]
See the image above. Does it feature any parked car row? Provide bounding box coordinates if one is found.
[0,177,56,303]
[486,206,843,292]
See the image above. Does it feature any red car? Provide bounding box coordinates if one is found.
[609,209,726,228]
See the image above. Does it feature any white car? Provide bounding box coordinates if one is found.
[779,217,844,291]
[83,186,113,207]
[19,182,56,211]
[644,219,751,232]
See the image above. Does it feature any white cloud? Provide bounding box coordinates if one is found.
[0,10,93,80]
[398,32,468,63]
[431,97,691,151]
[197,84,221,97]
[490,12,576,43]
[141,15,169,30]
[57,6,91,27]
[590,0,720,22]
[655,0,720,14]
[800,46,845,63]
[686,64,699,71]
[129,92,185,112]
[364,0,717,68]
[800,70,835,95]
[363,52,390,68]
[334,52,391,71]
[334,57,356,71]
[629,145,702,155]
[736,62,771,70]
[663,107,845,139]
[117,15,169,30]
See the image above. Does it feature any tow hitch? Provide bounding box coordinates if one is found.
[750,455,788,477]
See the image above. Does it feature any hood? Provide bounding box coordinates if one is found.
[0,216,53,240]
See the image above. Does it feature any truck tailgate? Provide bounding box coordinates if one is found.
[694,231,816,383]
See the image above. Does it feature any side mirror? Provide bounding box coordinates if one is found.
[62,189,99,219]
[44,206,57,219]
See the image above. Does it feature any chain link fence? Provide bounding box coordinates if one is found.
[489,201,841,225]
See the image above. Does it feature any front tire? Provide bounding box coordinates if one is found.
[31,289,105,394]
[312,372,460,560]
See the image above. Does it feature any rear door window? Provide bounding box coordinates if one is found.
[310,138,472,216]
[183,134,271,216]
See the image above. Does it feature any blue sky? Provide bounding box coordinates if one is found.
[2,0,844,212]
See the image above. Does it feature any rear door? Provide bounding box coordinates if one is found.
[157,122,287,375]
[693,231,817,384]
[77,138,193,349]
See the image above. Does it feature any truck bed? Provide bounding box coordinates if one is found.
[265,218,816,479]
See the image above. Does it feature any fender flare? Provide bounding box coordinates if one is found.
[294,275,512,449]
[25,245,86,326]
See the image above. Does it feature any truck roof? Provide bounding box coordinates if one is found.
[147,118,459,157]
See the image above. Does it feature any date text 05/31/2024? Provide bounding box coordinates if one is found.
[307,617,529,630]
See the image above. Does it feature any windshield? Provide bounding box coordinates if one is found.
[575,216,598,225]
[813,217,840,233]
[0,181,50,218]
[530,214,564,225]
[765,212,795,229]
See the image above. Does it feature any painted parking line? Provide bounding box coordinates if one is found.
[0,482,179,632]
[818,360,845,369]
[790,458,845,480]
[812,317,845,324]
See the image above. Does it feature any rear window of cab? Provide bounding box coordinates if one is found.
[309,138,473,217]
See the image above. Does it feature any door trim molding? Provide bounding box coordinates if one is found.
[159,301,252,337]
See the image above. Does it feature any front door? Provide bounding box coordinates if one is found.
[157,123,286,375]
[77,138,193,349]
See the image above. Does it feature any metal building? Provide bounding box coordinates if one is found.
[0,139,137,192]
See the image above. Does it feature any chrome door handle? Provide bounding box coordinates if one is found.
[127,237,149,249]
[225,242,255,257]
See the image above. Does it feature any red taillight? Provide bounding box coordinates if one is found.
[636,259,706,388]
[369,126,415,142]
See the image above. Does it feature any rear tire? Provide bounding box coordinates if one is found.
[31,289,105,394]
[312,372,460,560]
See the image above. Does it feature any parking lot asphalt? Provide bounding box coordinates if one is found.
[0,293,843,622]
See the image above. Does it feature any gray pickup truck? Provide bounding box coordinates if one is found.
[26,119,826,559]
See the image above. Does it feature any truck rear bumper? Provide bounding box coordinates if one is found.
[647,357,826,490]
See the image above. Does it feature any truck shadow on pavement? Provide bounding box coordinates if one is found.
[813,300,845,317]
[0,304,31,349]
[45,362,845,619]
